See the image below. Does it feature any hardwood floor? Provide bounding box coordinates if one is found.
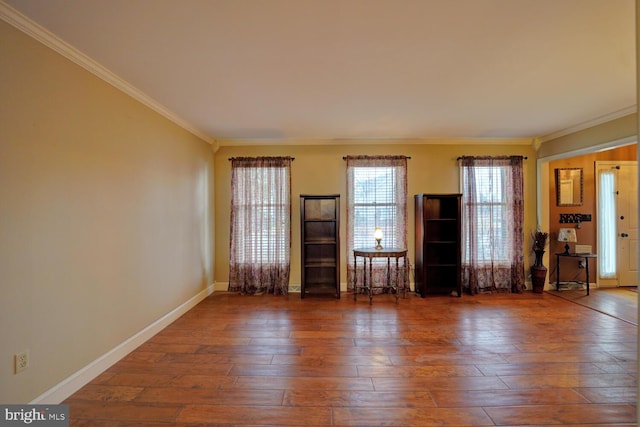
[65,291,638,426]
[548,287,638,326]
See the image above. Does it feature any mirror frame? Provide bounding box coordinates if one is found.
[555,168,583,206]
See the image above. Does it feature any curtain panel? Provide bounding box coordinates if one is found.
[229,157,292,295]
[460,156,525,294]
[346,155,408,293]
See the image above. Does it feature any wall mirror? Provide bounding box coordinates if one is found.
[555,168,583,206]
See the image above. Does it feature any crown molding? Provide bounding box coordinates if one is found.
[536,135,637,163]
[537,106,637,143]
[210,140,221,153]
[217,137,536,147]
[0,1,213,144]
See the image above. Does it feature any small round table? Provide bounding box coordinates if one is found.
[353,247,409,304]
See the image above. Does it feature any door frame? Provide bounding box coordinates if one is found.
[594,160,638,287]
[536,136,637,289]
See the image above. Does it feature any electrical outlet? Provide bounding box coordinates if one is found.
[15,350,29,374]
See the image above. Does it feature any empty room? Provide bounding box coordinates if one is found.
[1,0,637,425]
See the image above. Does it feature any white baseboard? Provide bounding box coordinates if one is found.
[30,284,215,404]
[289,284,301,293]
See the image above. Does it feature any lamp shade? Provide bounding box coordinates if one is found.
[557,228,577,243]
[374,227,383,250]
[374,227,383,240]
[558,227,577,254]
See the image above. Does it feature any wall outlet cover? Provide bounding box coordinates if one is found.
[15,350,29,374]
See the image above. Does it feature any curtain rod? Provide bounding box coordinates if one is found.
[457,156,528,160]
[342,156,411,160]
[228,157,295,160]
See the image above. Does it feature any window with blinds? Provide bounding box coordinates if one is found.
[352,166,401,253]
[462,165,511,263]
[598,170,616,278]
[231,165,289,264]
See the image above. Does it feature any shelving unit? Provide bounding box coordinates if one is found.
[300,195,340,298]
[414,194,462,297]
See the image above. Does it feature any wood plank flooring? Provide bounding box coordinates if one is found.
[548,287,638,326]
[65,291,638,426]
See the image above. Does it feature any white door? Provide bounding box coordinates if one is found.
[596,161,638,287]
[616,162,638,286]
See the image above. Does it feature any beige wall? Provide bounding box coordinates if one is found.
[0,21,214,403]
[214,142,538,289]
[537,113,637,159]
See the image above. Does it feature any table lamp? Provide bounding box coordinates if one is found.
[557,228,577,255]
[374,227,383,250]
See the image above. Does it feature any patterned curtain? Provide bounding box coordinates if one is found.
[346,155,408,293]
[460,156,525,294]
[229,157,292,295]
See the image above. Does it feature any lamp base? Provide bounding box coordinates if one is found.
[563,243,570,254]
[375,239,383,250]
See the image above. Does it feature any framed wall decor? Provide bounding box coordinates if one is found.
[555,168,583,206]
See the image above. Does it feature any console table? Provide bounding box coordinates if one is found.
[555,252,597,295]
[353,248,409,304]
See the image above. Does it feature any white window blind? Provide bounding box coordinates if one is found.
[231,164,290,264]
[598,170,616,278]
[462,165,512,264]
[352,166,401,252]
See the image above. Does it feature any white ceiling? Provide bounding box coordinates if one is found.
[2,0,636,143]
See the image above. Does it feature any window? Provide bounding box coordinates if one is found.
[229,157,292,295]
[346,156,408,290]
[597,169,616,278]
[352,166,401,250]
[462,166,511,263]
[231,168,289,263]
[460,156,525,293]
